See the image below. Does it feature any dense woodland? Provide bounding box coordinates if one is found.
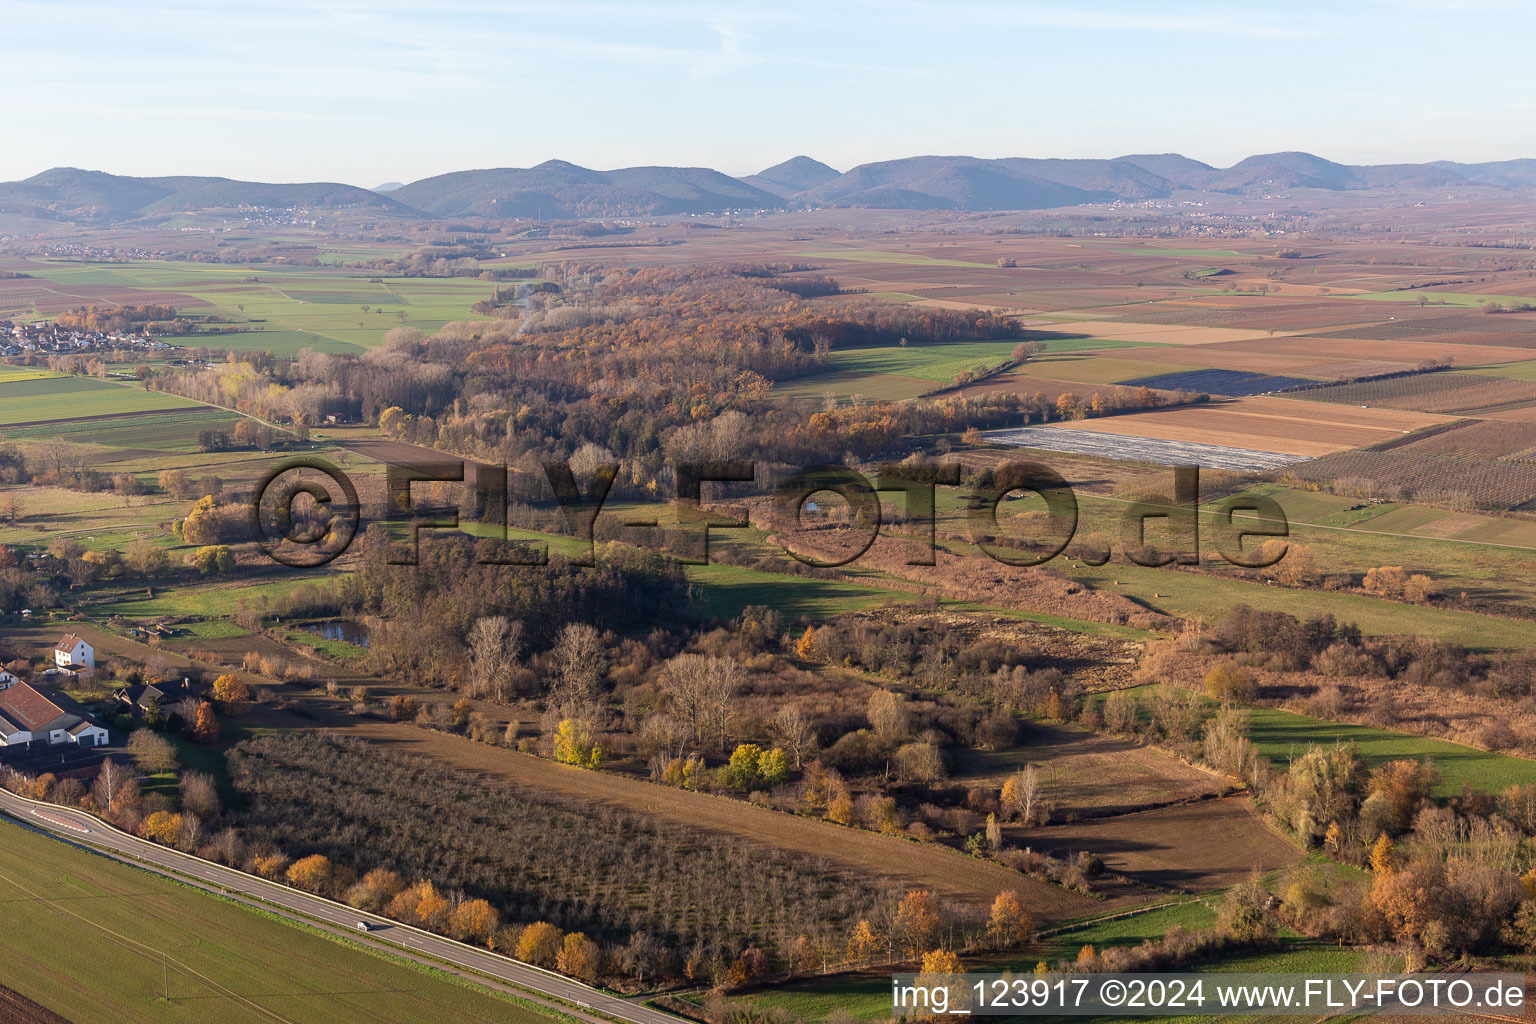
[150,263,1186,490]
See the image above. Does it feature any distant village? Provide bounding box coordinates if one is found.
[0,318,178,358]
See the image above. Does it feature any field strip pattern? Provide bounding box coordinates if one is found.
[982,425,1307,471]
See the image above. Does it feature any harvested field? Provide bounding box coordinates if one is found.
[1013,797,1301,893]
[1120,368,1317,396]
[339,721,1103,917]
[1301,371,1536,415]
[1142,335,1536,376]
[950,723,1224,817]
[1033,319,1309,346]
[1116,299,1396,331]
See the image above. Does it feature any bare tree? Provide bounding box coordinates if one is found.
[93,758,129,808]
[867,689,909,744]
[638,713,691,777]
[659,653,742,753]
[468,616,524,702]
[770,705,816,769]
[549,623,605,713]
[1001,765,1050,826]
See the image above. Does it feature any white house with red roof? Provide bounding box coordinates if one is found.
[0,682,108,747]
[53,634,94,669]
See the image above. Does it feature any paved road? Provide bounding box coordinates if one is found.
[0,789,687,1024]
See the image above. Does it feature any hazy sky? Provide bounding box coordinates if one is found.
[5,0,1533,185]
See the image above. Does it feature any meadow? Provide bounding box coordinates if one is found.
[0,374,201,426]
[0,822,568,1024]
[13,259,501,352]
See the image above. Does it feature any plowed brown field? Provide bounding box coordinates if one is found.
[1012,797,1301,892]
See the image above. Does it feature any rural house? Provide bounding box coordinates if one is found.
[0,682,109,747]
[0,670,17,689]
[53,634,94,669]
[112,679,199,715]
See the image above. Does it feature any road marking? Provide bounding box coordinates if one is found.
[30,810,89,834]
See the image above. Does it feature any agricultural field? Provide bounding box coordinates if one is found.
[1117,369,1317,396]
[1244,705,1536,797]
[982,424,1305,471]
[9,259,502,353]
[0,822,564,1024]
[949,723,1224,816]
[1016,798,1302,892]
[0,373,202,426]
[1300,371,1536,415]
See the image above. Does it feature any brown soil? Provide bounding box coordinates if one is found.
[1012,796,1301,893]
[0,984,72,1024]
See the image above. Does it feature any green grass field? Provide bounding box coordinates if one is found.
[1464,358,1536,381]
[1347,290,1536,307]
[686,562,916,620]
[0,821,568,1024]
[1110,247,1244,258]
[1016,353,1182,385]
[1245,704,1536,797]
[798,249,993,268]
[17,259,501,352]
[0,374,201,426]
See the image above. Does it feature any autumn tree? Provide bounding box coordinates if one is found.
[212,673,250,706]
[1204,662,1256,703]
[847,919,881,964]
[867,689,909,743]
[987,890,1033,947]
[346,867,406,912]
[190,545,235,576]
[516,921,564,966]
[286,854,333,892]
[894,889,941,957]
[449,898,500,945]
[192,701,220,744]
[552,718,605,768]
[556,932,600,980]
[140,810,182,844]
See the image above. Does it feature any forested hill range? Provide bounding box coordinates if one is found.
[6,150,1536,226]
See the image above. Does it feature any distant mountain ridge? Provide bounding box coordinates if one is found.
[3,150,1531,225]
[0,167,417,224]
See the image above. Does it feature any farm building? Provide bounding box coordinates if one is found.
[0,682,108,747]
[113,679,199,715]
[53,634,94,669]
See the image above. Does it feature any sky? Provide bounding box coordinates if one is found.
[4,0,1534,186]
